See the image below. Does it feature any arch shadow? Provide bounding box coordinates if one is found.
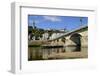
[70,33,82,52]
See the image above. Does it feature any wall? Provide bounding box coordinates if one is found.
[80,30,88,47]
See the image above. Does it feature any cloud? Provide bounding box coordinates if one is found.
[43,16,61,22]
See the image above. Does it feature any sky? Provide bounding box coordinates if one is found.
[28,15,88,31]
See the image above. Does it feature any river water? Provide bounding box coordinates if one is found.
[28,46,88,61]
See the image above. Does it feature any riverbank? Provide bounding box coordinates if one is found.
[28,40,49,46]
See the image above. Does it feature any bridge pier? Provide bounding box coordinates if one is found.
[81,36,88,47]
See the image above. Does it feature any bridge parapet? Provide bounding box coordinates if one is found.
[49,26,88,47]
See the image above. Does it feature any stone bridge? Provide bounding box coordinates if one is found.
[48,26,88,47]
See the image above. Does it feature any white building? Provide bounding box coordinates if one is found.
[50,33,65,40]
[42,32,49,40]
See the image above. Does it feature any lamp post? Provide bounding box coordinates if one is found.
[80,17,82,27]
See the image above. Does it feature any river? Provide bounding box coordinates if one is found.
[28,46,88,61]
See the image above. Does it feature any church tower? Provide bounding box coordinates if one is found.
[33,21,36,29]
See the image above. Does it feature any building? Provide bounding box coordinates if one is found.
[42,32,49,40]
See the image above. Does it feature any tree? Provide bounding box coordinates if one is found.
[28,26,33,34]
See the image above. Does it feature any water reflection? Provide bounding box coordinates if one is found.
[28,46,88,60]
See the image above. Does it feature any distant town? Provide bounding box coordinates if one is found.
[28,21,68,41]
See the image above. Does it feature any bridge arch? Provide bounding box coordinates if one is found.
[70,33,82,46]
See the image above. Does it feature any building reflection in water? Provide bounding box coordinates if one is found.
[28,46,87,60]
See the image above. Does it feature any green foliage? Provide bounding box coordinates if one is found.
[28,26,33,34]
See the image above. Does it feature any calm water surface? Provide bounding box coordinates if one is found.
[28,46,88,60]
